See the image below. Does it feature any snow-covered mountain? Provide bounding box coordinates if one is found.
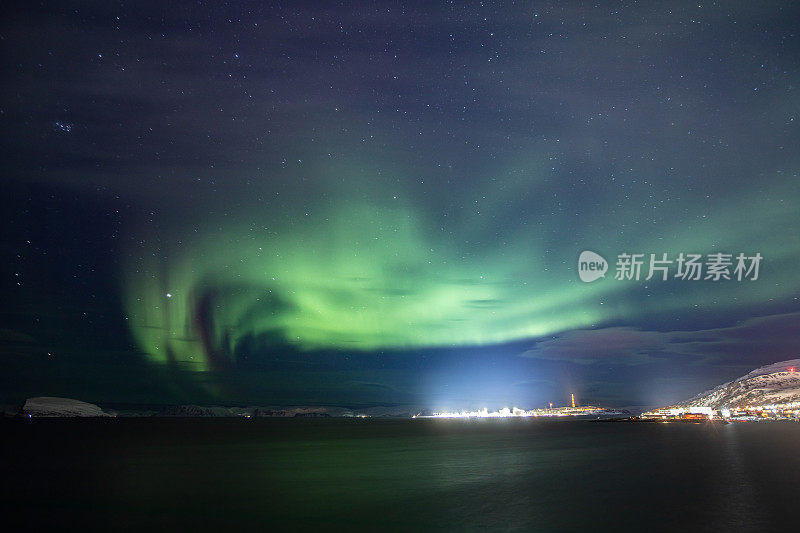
[675,359,800,409]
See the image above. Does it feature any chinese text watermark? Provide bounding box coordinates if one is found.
[578,251,762,283]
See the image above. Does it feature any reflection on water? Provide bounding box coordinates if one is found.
[716,425,759,531]
[2,419,799,531]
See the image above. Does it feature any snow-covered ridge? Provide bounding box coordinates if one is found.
[675,359,800,409]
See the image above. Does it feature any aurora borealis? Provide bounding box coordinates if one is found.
[2,1,800,409]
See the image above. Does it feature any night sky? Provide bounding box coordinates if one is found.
[2,1,799,411]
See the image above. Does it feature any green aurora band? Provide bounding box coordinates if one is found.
[121,153,800,373]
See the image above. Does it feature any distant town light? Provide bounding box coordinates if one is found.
[414,400,613,419]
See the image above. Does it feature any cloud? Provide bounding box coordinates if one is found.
[664,312,800,364]
[520,327,666,364]
[520,311,800,366]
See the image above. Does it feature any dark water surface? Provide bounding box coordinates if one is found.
[1,418,798,531]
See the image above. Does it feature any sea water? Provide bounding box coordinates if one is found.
[2,418,798,531]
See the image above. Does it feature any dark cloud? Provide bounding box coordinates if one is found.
[520,312,800,368]
[520,327,666,364]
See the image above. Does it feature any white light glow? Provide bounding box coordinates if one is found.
[414,405,612,419]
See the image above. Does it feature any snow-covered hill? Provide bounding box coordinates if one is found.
[22,397,111,417]
[675,359,800,408]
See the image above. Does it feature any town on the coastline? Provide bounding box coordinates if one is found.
[414,394,624,419]
[640,402,800,422]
